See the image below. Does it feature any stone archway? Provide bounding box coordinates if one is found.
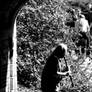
[0,0,28,92]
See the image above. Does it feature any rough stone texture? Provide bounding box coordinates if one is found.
[0,0,28,92]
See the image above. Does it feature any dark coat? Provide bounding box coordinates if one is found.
[41,45,65,92]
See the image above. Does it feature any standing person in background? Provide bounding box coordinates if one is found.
[41,43,72,92]
[75,8,90,33]
[74,9,90,55]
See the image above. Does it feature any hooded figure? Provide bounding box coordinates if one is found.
[41,43,69,92]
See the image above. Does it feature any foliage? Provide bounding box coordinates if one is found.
[17,0,69,88]
[17,0,92,92]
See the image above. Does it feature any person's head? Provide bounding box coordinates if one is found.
[53,43,67,58]
[75,8,82,19]
[77,8,82,14]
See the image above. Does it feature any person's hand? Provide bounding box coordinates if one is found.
[66,72,69,76]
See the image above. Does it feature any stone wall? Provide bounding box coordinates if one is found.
[0,0,28,92]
